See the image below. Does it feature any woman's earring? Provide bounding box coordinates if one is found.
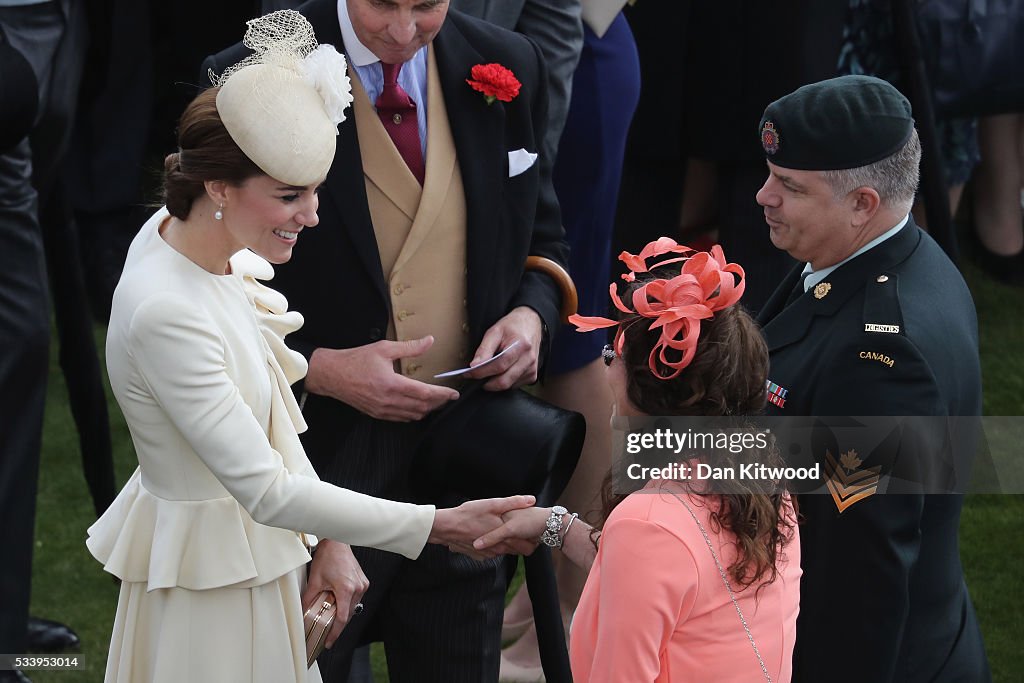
[214,204,224,221]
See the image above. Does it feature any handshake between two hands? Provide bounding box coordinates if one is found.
[304,498,556,649]
[429,496,554,561]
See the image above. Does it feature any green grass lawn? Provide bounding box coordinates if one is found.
[26,260,1023,682]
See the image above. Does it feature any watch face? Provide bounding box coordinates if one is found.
[541,534,558,547]
[552,505,568,515]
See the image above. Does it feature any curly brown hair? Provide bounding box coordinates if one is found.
[596,272,795,591]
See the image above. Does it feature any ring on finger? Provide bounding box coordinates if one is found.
[353,602,365,616]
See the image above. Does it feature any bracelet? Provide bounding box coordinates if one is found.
[539,506,568,548]
[560,512,579,546]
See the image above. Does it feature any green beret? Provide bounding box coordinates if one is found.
[758,75,914,171]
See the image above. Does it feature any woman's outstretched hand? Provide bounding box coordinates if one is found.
[430,495,538,559]
[472,506,550,556]
[475,507,599,573]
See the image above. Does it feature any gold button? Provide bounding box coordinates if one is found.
[407,363,420,374]
[398,310,408,321]
[876,275,889,283]
[393,284,405,295]
[393,113,402,125]
[462,322,470,333]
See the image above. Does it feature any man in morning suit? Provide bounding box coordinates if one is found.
[755,75,990,682]
[203,1,568,680]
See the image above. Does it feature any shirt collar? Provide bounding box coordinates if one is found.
[803,215,910,291]
[337,0,380,67]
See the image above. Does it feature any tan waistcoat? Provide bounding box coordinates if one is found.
[350,49,469,385]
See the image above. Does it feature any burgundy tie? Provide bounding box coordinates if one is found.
[376,62,425,185]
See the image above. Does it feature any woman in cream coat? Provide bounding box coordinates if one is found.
[86,12,531,683]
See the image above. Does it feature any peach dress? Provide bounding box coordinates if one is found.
[569,480,801,682]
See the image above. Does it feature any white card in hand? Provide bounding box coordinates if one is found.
[433,340,521,378]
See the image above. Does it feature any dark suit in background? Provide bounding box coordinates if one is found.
[203,1,566,680]
[0,21,46,669]
[614,0,847,313]
[0,0,86,667]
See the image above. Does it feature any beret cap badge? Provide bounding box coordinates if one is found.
[761,121,780,155]
[758,75,914,171]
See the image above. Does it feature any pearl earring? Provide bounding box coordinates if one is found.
[214,205,224,221]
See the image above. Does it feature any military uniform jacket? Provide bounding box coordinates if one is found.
[757,218,991,682]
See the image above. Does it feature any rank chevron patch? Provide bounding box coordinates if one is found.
[824,449,882,513]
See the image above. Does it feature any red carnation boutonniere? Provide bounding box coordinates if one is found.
[466,63,521,105]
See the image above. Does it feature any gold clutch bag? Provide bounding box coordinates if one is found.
[303,591,336,668]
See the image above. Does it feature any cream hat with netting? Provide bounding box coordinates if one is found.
[210,10,353,186]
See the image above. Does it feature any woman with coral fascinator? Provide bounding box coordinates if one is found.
[475,238,802,682]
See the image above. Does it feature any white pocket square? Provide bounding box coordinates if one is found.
[508,148,538,178]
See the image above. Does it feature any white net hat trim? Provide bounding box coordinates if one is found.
[210,10,317,86]
[209,9,353,129]
[208,10,352,185]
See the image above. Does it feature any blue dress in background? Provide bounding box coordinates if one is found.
[549,12,641,374]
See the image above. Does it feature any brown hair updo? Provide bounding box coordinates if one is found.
[618,299,769,417]
[598,269,794,591]
[162,87,263,219]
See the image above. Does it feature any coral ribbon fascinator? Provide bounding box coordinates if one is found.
[568,238,745,379]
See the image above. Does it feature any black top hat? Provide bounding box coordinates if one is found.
[0,27,39,154]
[413,381,585,683]
[414,381,585,505]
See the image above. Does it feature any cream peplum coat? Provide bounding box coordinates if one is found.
[88,208,435,682]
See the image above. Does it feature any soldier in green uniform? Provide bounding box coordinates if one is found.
[756,76,990,682]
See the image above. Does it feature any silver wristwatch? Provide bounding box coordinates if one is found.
[539,505,568,548]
